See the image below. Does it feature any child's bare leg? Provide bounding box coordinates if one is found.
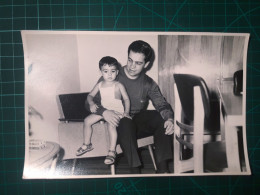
[104,123,117,164]
[107,123,117,151]
[76,114,103,156]
[83,114,103,145]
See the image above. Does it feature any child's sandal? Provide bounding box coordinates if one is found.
[104,150,116,165]
[76,143,93,156]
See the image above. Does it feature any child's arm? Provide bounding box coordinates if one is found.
[87,83,100,113]
[88,77,107,116]
[117,82,131,117]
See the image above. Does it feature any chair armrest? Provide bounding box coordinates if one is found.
[175,135,193,149]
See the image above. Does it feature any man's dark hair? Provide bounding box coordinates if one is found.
[99,56,120,70]
[128,40,153,63]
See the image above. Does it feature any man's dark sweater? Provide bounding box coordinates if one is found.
[92,66,174,121]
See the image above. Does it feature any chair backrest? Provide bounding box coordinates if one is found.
[174,82,206,173]
[173,74,211,121]
[58,92,91,122]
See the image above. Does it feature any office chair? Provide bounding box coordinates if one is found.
[173,74,227,173]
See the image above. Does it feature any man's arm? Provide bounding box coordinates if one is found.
[147,80,174,121]
[147,80,174,135]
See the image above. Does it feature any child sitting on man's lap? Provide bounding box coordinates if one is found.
[76,56,130,165]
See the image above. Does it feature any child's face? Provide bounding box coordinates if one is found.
[101,64,118,82]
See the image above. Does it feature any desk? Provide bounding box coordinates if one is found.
[218,80,243,172]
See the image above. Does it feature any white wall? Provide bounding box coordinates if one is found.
[77,34,158,92]
[24,33,80,142]
[24,32,159,143]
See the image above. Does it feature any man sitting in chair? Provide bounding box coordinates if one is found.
[87,40,174,174]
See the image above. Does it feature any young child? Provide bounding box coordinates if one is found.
[76,56,130,165]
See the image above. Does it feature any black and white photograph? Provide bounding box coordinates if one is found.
[22,31,250,178]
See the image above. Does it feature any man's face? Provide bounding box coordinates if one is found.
[101,64,118,82]
[125,50,149,79]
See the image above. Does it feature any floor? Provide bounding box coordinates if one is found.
[55,147,173,176]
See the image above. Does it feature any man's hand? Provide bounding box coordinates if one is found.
[102,110,121,127]
[164,119,174,135]
[123,113,132,119]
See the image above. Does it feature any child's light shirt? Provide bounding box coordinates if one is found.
[99,82,124,115]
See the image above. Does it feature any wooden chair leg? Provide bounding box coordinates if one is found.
[148,145,157,171]
[111,164,115,175]
[71,159,77,175]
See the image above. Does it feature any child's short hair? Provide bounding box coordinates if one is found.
[99,56,120,70]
